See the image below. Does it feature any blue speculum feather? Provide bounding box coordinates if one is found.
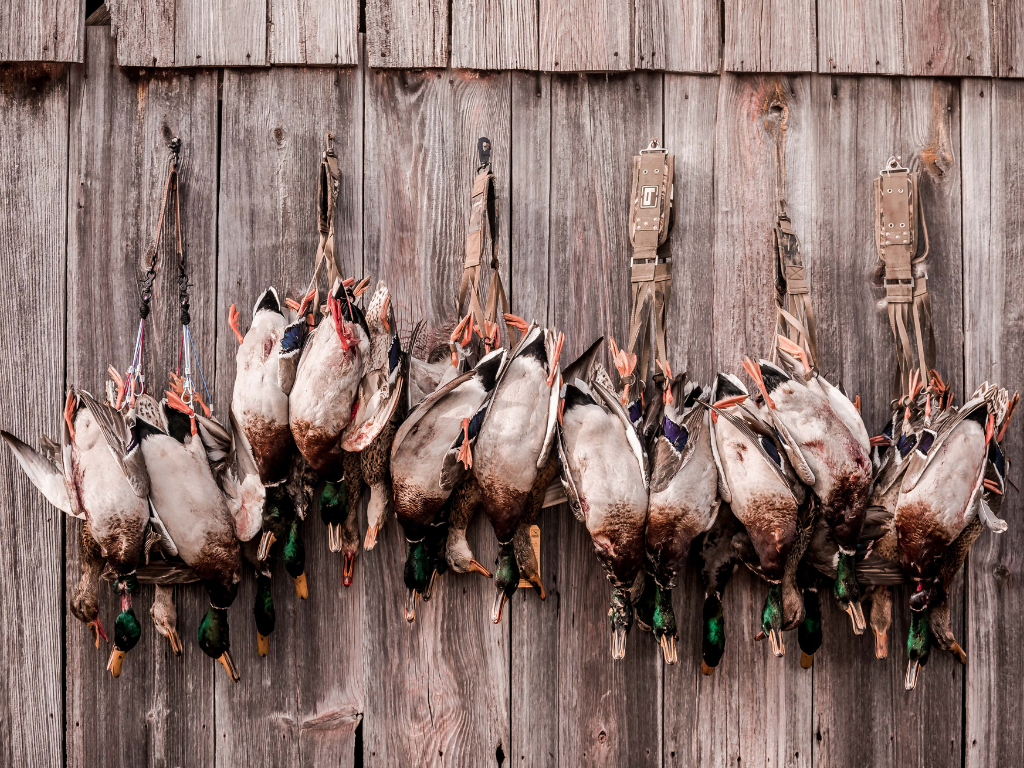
[897,433,917,458]
[455,406,488,448]
[663,417,688,452]
[990,441,1005,477]
[388,335,402,372]
[281,323,305,353]
[761,436,782,466]
[628,401,642,424]
[916,429,936,456]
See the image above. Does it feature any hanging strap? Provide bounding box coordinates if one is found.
[626,139,674,399]
[304,133,341,316]
[773,204,818,370]
[874,156,935,399]
[457,137,513,350]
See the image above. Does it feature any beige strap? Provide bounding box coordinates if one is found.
[304,133,340,313]
[874,156,935,398]
[626,139,674,400]
[772,206,818,370]
[457,137,513,349]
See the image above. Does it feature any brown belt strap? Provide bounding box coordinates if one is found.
[457,137,513,349]
[874,156,935,398]
[305,133,340,313]
[773,204,818,371]
[626,139,674,400]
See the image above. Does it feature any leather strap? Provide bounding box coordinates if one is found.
[457,137,513,349]
[626,139,674,400]
[874,157,935,398]
[305,133,340,313]
[773,204,818,370]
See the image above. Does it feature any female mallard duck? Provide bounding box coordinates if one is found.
[472,316,563,624]
[557,337,648,659]
[743,353,873,634]
[708,373,810,657]
[390,344,506,620]
[3,388,155,676]
[133,393,257,681]
[644,370,720,665]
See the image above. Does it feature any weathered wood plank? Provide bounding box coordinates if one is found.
[0,61,67,768]
[65,29,219,767]
[902,0,993,75]
[365,0,448,68]
[175,0,267,66]
[539,0,633,71]
[0,0,83,61]
[994,0,1024,76]
[817,0,904,74]
[709,73,813,768]
[362,69,511,767]
[451,0,538,70]
[963,76,1024,768]
[214,64,364,768]
[269,0,359,65]
[724,0,815,72]
[635,0,719,72]
[540,72,662,767]
[107,0,175,67]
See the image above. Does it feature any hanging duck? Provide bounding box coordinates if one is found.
[557,337,649,659]
[390,340,505,620]
[707,373,811,657]
[693,505,745,674]
[644,368,720,665]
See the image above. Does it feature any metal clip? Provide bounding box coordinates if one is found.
[881,155,909,176]
[641,138,667,154]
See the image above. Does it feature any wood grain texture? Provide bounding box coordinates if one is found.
[0,62,68,768]
[994,0,1024,76]
[365,0,449,68]
[215,65,364,768]
[451,0,538,69]
[541,72,662,768]
[817,0,904,74]
[724,0,815,72]
[175,0,267,66]
[0,0,83,61]
[902,0,993,75]
[539,0,633,71]
[107,0,175,66]
[269,0,359,65]
[362,69,511,768]
[64,29,219,768]
[635,0,719,72]
[962,77,1024,768]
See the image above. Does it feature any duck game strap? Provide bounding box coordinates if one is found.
[310,133,341,312]
[458,137,513,348]
[773,204,818,370]
[873,157,935,397]
[627,139,674,392]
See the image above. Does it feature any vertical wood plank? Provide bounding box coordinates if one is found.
[708,72,813,768]
[215,64,364,768]
[539,0,633,71]
[107,0,176,66]
[65,29,219,768]
[0,0,83,61]
[451,0,538,69]
[362,69,511,768]
[365,0,449,68]
[994,0,1024,76]
[963,76,1024,768]
[268,0,359,65]
[817,0,904,74]
[724,0,816,72]
[175,0,267,66]
[635,0,720,72]
[0,61,67,768]
[902,0,993,75]
[541,72,662,768]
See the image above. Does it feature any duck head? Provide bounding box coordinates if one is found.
[797,588,822,669]
[403,540,433,622]
[198,605,239,682]
[491,542,521,624]
[106,573,141,678]
[701,594,726,674]
[905,610,932,691]
[609,584,634,660]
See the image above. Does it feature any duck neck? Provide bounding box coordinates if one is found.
[702,594,726,668]
[198,605,231,659]
[113,574,141,652]
[253,574,275,637]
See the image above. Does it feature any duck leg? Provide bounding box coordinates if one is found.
[150,585,182,656]
[70,522,107,649]
[868,585,892,659]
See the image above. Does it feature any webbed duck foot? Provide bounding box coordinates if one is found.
[293,572,308,599]
[218,651,240,683]
[228,304,244,345]
[405,589,419,623]
[256,632,270,658]
[843,601,866,636]
[87,618,108,649]
[107,648,126,678]
[257,530,277,562]
[659,634,678,666]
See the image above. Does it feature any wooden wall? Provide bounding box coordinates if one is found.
[1,17,1023,768]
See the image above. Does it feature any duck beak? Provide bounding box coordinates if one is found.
[701,660,716,676]
[844,601,867,635]
[218,651,240,683]
[342,553,355,587]
[874,629,889,659]
[950,642,967,665]
[327,524,342,553]
[363,522,381,551]
[107,648,126,678]
[468,559,492,578]
[767,628,785,658]
[422,570,439,602]
[800,652,814,669]
[256,632,270,658]
[491,590,508,624]
[293,572,308,599]
[905,659,922,691]
[611,624,628,660]
[659,634,678,666]
[87,618,108,649]
[164,626,183,657]
[406,589,418,623]
[257,530,277,561]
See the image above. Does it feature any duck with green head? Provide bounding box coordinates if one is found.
[692,506,743,674]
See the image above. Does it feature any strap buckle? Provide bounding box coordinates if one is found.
[640,138,667,155]
[880,155,908,176]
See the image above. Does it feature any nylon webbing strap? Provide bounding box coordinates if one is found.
[457,137,513,349]
[306,133,340,313]
[773,205,818,370]
[874,156,935,398]
[627,139,674,398]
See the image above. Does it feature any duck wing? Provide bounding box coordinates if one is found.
[78,390,150,498]
[1,430,76,516]
[592,374,647,487]
[147,499,179,556]
[901,392,989,493]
